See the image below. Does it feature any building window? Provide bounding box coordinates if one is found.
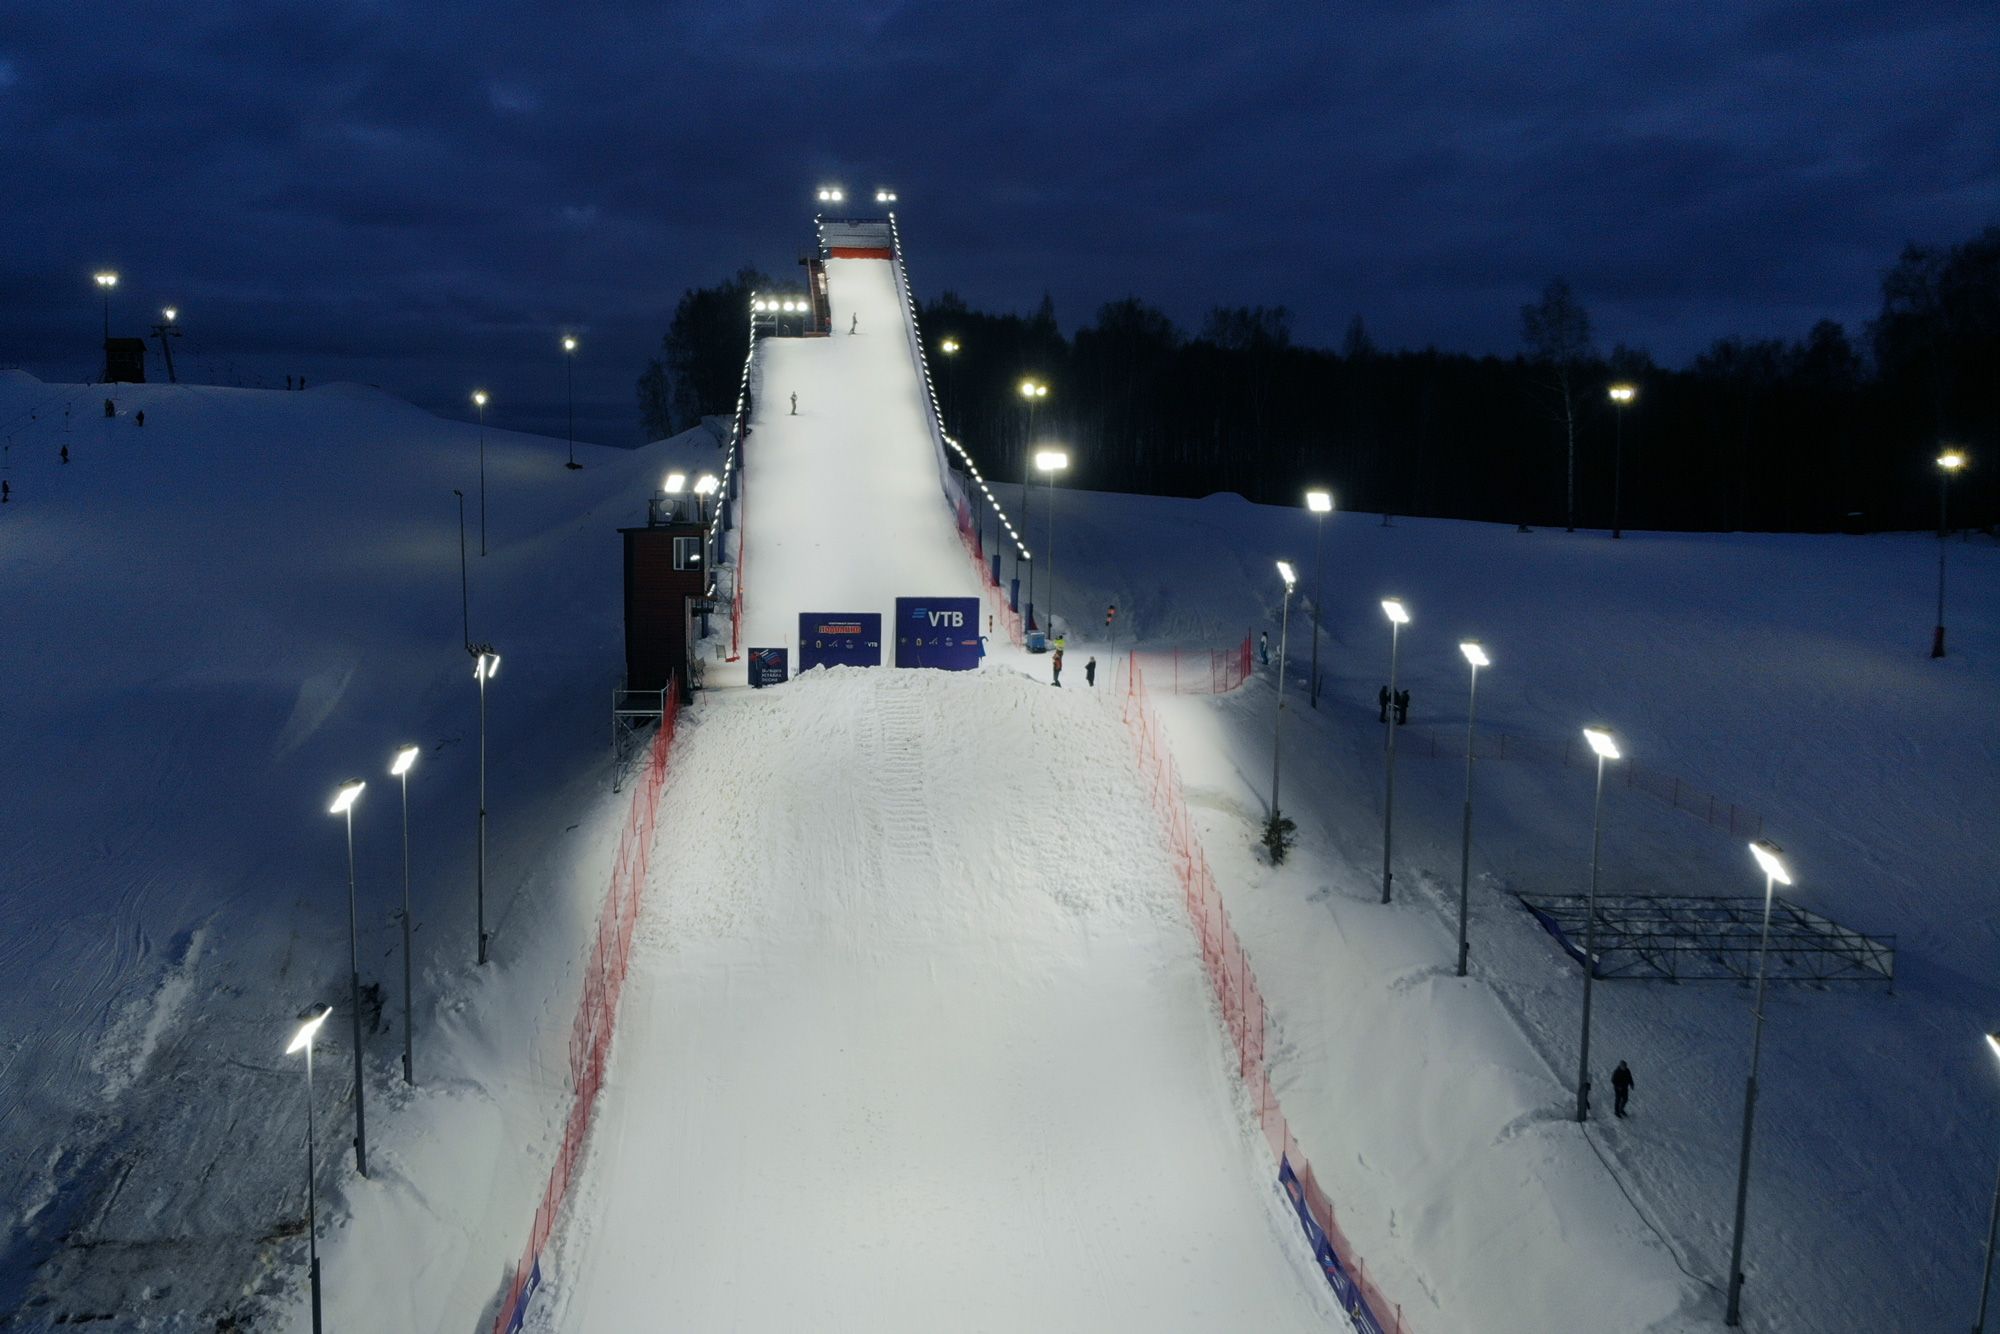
[673,536,704,570]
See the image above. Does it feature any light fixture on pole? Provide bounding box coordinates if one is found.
[938,337,960,433]
[1934,449,1967,658]
[1455,640,1490,976]
[874,188,898,204]
[473,649,499,964]
[150,307,182,383]
[1305,490,1333,708]
[561,335,582,471]
[694,472,719,525]
[1271,562,1298,825]
[285,1004,334,1334]
[326,779,369,1176]
[1574,725,1622,1121]
[1724,839,1795,1326]
[471,391,489,556]
[1018,380,1049,627]
[1035,448,1069,637]
[1379,598,1410,903]
[390,745,419,1085]
[815,186,846,204]
[1608,383,1637,538]
[1976,1032,2000,1333]
[93,270,118,342]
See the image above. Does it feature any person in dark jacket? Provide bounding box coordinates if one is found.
[1394,689,1410,725]
[1085,655,1097,687]
[60,445,69,464]
[1051,644,1064,686]
[1378,685,1391,722]
[1259,631,1270,665]
[1612,1060,1634,1117]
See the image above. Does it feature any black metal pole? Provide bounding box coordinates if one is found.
[1457,662,1480,976]
[1613,405,1626,539]
[477,402,488,557]
[342,806,368,1176]
[1934,471,1950,658]
[1976,1138,2000,1332]
[1381,620,1401,903]
[400,770,414,1085]
[1724,871,1780,1325]
[477,663,489,965]
[454,491,469,652]
[1309,514,1325,708]
[305,1038,322,1334]
[1575,753,1607,1122]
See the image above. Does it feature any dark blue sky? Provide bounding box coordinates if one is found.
[1,1,1993,443]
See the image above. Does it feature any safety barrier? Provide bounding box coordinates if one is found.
[952,491,1025,647]
[1129,635,1254,694]
[489,695,679,1334]
[1120,657,1404,1334]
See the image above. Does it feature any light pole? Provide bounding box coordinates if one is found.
[93,270,118,343]
[1379,598,1409,903]
[939,338,960,431]
[151,307,182,384]
[1723,839,1794,1326]
[1018,380,1048,629]
[285,1005,334,1334]
[1609,383,1636,539]
[1035,448,1069,637]
[1934,449,1967,658]
[327,779,369,1176]
[561,336,582,471]
[391,745,419,1085]
[1976,1032,2000,1333]
[1270,562,1297,822]
[473,648,500,965]
[1305,490,1333,707]
[472,391,489,556]
[1456,640,1489,976]
[453,490,470,651]
[1574,726,1622,1122]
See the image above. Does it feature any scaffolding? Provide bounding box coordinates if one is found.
[1516,892,1895,987]
[612,687,668,792]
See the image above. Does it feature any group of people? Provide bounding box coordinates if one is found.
[1378,686,1411,724]
[1048,634,1098,688]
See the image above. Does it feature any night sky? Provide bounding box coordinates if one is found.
[2,2,1993,444]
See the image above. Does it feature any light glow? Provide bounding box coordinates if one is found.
[1748,839,1793,886]
[1938,449,1967,472]
[1987,1032,2000,1062]
[1582,727,1621,761]
[1034,448,1069,473]
[664,472,686,493]
[286,1005,334,1055]
[1276,560,1297,587]
[94,271,118,288]
[562,335,578,353]
[1305,489,1333,514]
[693,473,719,495]
[940,338,959,355]
[1380,598,1409,625]
[471,390,488,407]
[1018,379,1047,400]
[1460,640,1489,668]
[329,779,365,815]
[474,651,501,681]
[391,744,419,777]
[162,307,178,322]
[1608,383,1637,404]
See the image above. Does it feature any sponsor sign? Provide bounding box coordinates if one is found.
[798,612,882,671]
[747,647,788,688]
[893,596,983,670]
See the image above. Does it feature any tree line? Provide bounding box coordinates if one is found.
[638,227,1996,534]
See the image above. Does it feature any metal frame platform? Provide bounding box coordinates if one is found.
[1515,892,1895,987]
[612,687,668,791]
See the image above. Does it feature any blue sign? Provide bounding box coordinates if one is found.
[894,597,983,670]
[747,647,788,688]
[798,612,882,671]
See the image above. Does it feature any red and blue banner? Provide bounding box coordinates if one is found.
[747,647,788,688]
[798,613,882,671]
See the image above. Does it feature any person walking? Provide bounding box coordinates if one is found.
[60,445,69,465]
[1378,685,1391,722]
[790,392,797,415]
[849,313,857,334]
[1085,655,1097,687]
[1260,631,1270,666]
[1051,643,1065,686]
[2,480,11,504]
[135,410,144,427]
[1394,689,1410,725]
[1612,1061,1634,1118]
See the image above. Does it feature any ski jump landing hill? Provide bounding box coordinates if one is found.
[491,214,1399,1332]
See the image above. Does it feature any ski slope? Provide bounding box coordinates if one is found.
[531,258,1339,1329]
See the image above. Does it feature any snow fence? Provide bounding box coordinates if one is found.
[1120,656,1405,1334]
[490,695,679,1334]
[1130,635,1254,694]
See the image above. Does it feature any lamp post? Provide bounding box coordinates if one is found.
[151,307,182,384]
[1379,598,1409,903]
[1018,380,1049,629]
[1934,449,1967,658]
[390,745,419,1085]
[1608,384,1636,539]
[473,648,499,965]
[561,336,582,471]
[1574,726,1622,1121]
[93,270,118,343]
[1305,490,1333,707]
[1976,1032,2000,1333]
[694,472,719,527]
[1271,562,1297,822]
[1035,448,1069,637]
[1723,839,1794,1326]
[1456,641,1489,976]
[327,779,369,1176]
[472,391,489,556]
[939,338,960,430]
[285,1005,334,1334]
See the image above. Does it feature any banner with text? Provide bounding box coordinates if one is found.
[894,596,983,670]
[798,613,883,671]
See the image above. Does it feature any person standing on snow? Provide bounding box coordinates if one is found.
[790,392,797,415]
[1394,689,1410,725]
[1085,655,1097,688]
[849,314,858,334]
[1260,631,1270,665]
[1612,1061,1634,1117]
[1051,643,1065,686]
[60,445,69,465]
[1378,685,1391,722]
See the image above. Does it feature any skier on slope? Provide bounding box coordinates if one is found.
[1612,1061,1634,1118]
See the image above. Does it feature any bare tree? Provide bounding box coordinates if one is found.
[1521,279,1596,530]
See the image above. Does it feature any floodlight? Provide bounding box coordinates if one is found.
[1748,839,1792,886]
[1305,489,1333,513]
[693,474,719,495]
[940,338,959,354]
[94,271,118,288]
[391,744,419,777]
[1460,640,1489,668]
[329,779,365,815]
[562,335,578,352]
[1018,379,1047,399]
[1581,727,1621,761]
[162,307,178,322]
[1608,383,1637,404]
[1988,1032,2000,1062]
[665,472,686,493]
[472,389,488,406]
[1938,449,1967,471]
[1276,560,1296,587]
[1034,449,1068,472]
[1380,598,1409,625]
[474,651,501,681]
[286,1005,334,1055]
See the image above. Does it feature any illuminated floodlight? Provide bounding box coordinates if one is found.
[1582,727,1621,761]
[471,389,488,407]
[1748,839,1792,886]
[1988,1032,2000,1062]
[561,335,578,353]
[1938,449,1967,472]
[1460,640,1489,668]
[391,744,419,777]
[664,472,686,493]
[329,779,365,815]
[693,473,719,495]
[1608,383,1637,405]
[1033,448,1068,473]
[162,306,178,322]
[1276,560,1296,588]
[94,270,118,288]
[815,186,845,203]
[940,337,959,354]
[474,650,501,681]
[1380,598,1409,625]
[286,1005,334,1055]
[1018,379,1047,400]
[875,189,897,203]
[1305,489,1333,514]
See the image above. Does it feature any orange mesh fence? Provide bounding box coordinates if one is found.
[1120,657,1404,1334]
[956,495,1025,647]
[1130,634,1253,694]
[490,694,679,1333]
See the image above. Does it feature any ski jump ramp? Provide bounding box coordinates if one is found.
[536,239,1341,1329]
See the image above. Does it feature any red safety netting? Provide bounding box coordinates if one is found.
[1119,656,1405,1333]
[490,694,679,1333]
[955,495,1024,647]
[1129,634,1254,694]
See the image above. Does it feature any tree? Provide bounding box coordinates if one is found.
[1342,314,1378,360]
[1521,278,1596,530]
[636,267,772,436]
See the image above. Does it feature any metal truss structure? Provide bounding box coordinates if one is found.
[1516,892,1895,987]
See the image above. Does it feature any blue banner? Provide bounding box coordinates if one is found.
[894,597,983,670]
[798,613,882,671]
[747,647,788,688]
[1278,1157,1388,1334]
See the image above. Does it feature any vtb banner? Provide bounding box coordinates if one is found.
[894,597,983,670]
[798,613,882,671]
